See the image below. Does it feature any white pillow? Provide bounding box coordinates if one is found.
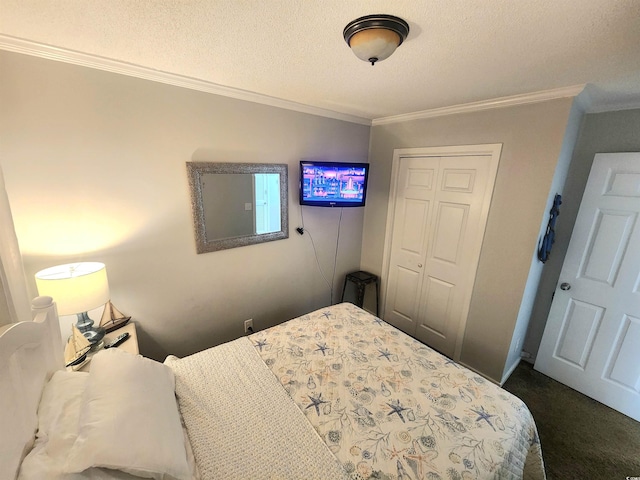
[65,348,192,480]
[18,371,90,480]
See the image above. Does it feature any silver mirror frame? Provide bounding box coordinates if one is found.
[187,162,288,253]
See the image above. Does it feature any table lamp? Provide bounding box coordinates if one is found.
[35,262,110,346]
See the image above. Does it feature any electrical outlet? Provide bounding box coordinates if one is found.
[244,319,253,333]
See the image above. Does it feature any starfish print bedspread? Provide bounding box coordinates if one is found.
[250,303,545,480]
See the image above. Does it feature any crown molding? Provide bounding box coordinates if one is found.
[0,35,372,126]
[583,97,640,114]
[372,85,586,126]
[0,35,596,128]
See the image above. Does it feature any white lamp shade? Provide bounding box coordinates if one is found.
[349,28,401,63]
[35,262,110,316]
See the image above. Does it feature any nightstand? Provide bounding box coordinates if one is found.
[74,322,139,372]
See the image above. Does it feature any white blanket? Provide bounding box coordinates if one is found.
[165,337,349,480]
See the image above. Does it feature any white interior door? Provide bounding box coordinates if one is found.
[254,173,280,234]
[535,153,640,422]
[382,145,501,359]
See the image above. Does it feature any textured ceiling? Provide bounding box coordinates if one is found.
[1,0,639,121]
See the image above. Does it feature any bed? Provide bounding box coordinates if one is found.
[1,298,546,480]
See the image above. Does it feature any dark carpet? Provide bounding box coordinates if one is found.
[503,361,640,480]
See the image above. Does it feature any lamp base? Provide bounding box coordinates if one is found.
[76,311,106,345]
[89,338,105,352]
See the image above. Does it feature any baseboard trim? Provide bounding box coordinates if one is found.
[500,358,521,386]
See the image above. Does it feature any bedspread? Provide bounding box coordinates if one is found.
[165,338,349,480]
[249,303,546,480]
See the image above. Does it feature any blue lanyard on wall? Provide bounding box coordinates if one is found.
[538,194,562,263]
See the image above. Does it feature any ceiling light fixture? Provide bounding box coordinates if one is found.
[343,14,410,66]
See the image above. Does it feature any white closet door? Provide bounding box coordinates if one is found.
[382,145,500,359]
[384,157,438,334]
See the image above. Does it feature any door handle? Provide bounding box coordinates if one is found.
[560,282,571,291]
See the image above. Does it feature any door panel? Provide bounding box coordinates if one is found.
[407,168,435,190]
[431,203,468,264]
[384,158,438,333]
[401,200,430,254]
[535,152,640,421]
[389,266,420,321]
[580,210,635,284]
[555,299,603,369]
[415,156,491,355]
[441,168,476,192]
[606,315,640,390]
[419,276,454,338]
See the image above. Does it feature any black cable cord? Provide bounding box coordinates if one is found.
[330,208,344,304]
[300,206,332,297]
[300,205,344,305]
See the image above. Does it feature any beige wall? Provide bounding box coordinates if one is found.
[363,99,574,382]
[501,99,583,381]
[0,51,370,360]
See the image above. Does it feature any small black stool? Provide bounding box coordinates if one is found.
[341,270,379,315]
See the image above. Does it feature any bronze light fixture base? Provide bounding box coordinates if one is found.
[343,14,410,65]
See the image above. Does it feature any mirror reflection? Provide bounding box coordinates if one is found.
[201,173,281,240]
[187,162,288,253]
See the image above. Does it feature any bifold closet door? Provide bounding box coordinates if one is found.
[384,152,496,359]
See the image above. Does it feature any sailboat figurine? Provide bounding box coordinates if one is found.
[65,324,92,369]
[99,300,131,333]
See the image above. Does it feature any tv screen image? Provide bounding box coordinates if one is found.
[300,161,370,207]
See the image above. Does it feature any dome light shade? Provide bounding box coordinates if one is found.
[343,14,410,65]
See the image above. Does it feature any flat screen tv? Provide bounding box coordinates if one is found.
[300,161,370,207]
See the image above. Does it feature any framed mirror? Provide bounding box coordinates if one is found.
[187,162,288,253]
